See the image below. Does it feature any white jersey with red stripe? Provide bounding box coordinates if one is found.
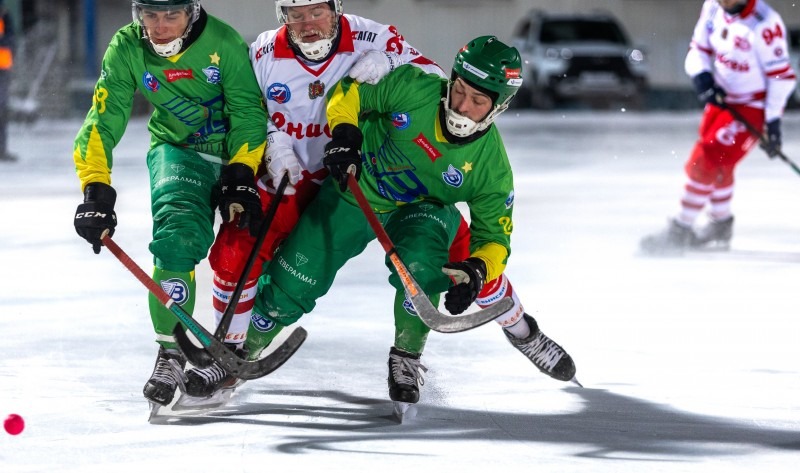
[250,14,445,176]
[684,0,797,121]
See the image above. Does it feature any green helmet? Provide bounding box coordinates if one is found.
[452,35,523,107]
[444,36,523,138]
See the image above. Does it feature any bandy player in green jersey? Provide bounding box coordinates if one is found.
[71,0,268,408]
[246,36,579,412]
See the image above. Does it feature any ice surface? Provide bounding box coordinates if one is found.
[1,111,798,472]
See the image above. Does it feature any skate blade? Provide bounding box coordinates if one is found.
[148,395,179,423]
[147,383,242,422]
[392,401,418,423]
[690,241,731,252]
[171,387,236,412]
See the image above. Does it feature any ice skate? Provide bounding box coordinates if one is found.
[184,344,247,398]
[639,218,694,255]
[505,314,578,384]
[388,347,427,422]
[173,343,246,411]
[691,216,733,251]
[143,346,187,407]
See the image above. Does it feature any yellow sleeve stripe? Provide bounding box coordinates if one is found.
[471,242,509,283]
[229,140,266,175]
[73,124,111,191]
[327,80,361,130]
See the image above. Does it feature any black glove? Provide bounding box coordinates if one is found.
[218,163,262,236]
[760,119,782,158]
[692,71,726,107]
[74,182,117,254]
[441,257,487,315]
[323,124,363,192]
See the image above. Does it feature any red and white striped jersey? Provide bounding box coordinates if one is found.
[250,14,444,175]
[685,0,797,121]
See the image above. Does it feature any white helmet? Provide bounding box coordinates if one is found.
[275,0,343,61]
[132,0,201,58]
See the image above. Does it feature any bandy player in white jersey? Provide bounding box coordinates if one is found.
[187,0,577,398]
[205,0,444,351]
[640,0,796,254]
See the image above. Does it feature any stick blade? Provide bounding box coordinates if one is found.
[412,296,513,333]
[213,326,308,380]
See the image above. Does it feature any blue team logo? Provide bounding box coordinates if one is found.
[251,313,277,332]
[442,164,464,188]
[159,278,189,305]
[142,71,160,92]
[402,296,418,316]
[505,189,515,209]
[202,66,221,84]
[391,112,411,130]
[267,82,291,104]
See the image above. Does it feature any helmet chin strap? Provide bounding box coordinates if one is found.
[288,22,339,62]
[150,37,184,58]
[442,84,508,138]
[145,17,194,58]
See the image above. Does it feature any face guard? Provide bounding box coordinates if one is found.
[443,36,523,138]
[275,0,343,61]
[132,0,201,58]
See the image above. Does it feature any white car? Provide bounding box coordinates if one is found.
[510,10,649,110]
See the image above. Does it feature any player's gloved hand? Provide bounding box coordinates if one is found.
[266,130,302,195]
[218,162,262,236]
[323,124,363,192]
[442,257,487,315]
[692,71,726,107]
[348,50,400,85]
[74,182,117,255]
[760,119,782,158]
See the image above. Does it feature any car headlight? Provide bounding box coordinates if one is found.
[545,47,573,60]
[628,48,645,63]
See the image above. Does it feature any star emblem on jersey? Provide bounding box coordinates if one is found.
[295,253,309,266]
[442,164,464,188]
[461,161,473,173]
[209,52,220,65]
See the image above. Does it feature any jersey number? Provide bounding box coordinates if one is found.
[762,24,783,46]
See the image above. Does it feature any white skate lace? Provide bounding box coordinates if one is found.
[188,363,228,386]
[389,353,428,387]
[517,332,564,373]
[152,356,188,392]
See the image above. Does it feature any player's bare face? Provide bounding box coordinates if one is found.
[449,78,493,122]
[140,9,190,44]
[285,4,336,43]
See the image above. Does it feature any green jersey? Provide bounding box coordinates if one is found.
[327,65,515,271]
[72,12,267,190]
